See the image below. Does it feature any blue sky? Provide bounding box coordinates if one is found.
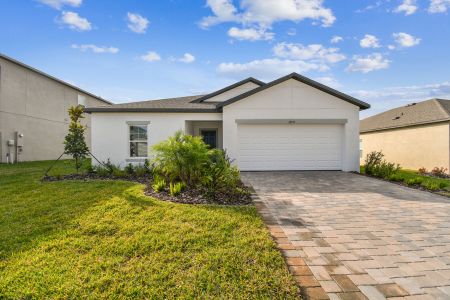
[1,0,449,117]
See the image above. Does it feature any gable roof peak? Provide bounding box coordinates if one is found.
[191,77,265,103]
[216,72,370,110]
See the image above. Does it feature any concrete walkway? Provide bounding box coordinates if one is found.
[242,171,450,300]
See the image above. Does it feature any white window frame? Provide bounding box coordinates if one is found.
[127,121,150,159]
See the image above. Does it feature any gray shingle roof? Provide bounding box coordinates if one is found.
[84,95,219,113]
[360,99,450,133]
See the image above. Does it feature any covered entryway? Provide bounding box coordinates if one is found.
[237,122,344,171]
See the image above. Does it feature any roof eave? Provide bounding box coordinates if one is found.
[84,107,221,113]
[360,118,450,133]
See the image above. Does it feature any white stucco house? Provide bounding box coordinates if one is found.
[85,73,370,172]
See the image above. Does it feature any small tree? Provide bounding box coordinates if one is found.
[64,105,89,173]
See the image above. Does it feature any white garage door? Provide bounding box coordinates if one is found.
[238,124,343,171]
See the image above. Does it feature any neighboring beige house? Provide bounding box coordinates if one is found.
[360,99,450,172]
[0,54,111,163]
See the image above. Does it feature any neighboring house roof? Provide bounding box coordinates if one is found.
[85,72,370,113]
[216,72,371,110]
[84,95,219,113]
[360,98,450,133]
[0,53,111,105]
[190,77,265,103]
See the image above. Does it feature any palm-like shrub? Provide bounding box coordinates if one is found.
[152,131,210,186]
[203,149,240,199]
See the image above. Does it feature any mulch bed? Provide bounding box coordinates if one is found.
[42,174,151,184]
[145,186,252,205]
[42,174,253,205]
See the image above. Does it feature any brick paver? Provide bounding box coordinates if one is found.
[242,171,450,300]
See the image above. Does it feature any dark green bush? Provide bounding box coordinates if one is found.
[203,149,240,199]
[405,177,423,186]
[422,182,440,191]
[364,151,400,179]
[135,165,148,177]
[125,163,135,175]
[388,174,404,182]
[439,181,449,189]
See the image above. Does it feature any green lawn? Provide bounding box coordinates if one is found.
[0,160,299,299]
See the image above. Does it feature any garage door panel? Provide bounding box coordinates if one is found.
[237,124,343,171]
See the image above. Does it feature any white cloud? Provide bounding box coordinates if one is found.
[179,53,196,63]
[200,0,336,30]
[394,0,418,15]
[286,28,297,36]
[355,0,387,13]
[346,53,390,73]
[353,81,450,102]
[354,81,450,117]
[228,27,274,41]
[127,12,149,34]
[314,76,341,88]
[360,34,381,48]
[141,51,161,62]
[71,44,119,54]
[428,0,450,13]
[218,58,325,81]
[330,35,343,44]
[37,0,81,9]
[392,32,421,48]
[60,11,91,31]
[273,43,346,64]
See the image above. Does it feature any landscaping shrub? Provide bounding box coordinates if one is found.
[152,131,210,186]
[431,167,448,178]
[418,167,427,175]
[405,177,423,186]
[135,165,148,177]
[169,182,184,196]
[422,181,440,191]
[364,151,400,179]
[152,178,166,192]
[151,132,247,201]
[112,167,127,178]
[364,151,384,175]
[439,181,449,189]
[125,163,135,175]
[203,149,241,199]
[388,174,404,182]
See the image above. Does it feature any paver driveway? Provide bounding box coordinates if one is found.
[241,171,450,300]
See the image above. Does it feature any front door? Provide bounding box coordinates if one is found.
[200,129,217,148]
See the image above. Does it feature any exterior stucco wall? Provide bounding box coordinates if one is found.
[360,123,450,171]
[0,57,108,162]
[90,112,222,166]
[222,79,361,172]
[203,82,260,102]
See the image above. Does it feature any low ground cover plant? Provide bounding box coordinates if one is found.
[362,151,450,195]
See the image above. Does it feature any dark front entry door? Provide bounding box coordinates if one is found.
[200,130,217,148]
